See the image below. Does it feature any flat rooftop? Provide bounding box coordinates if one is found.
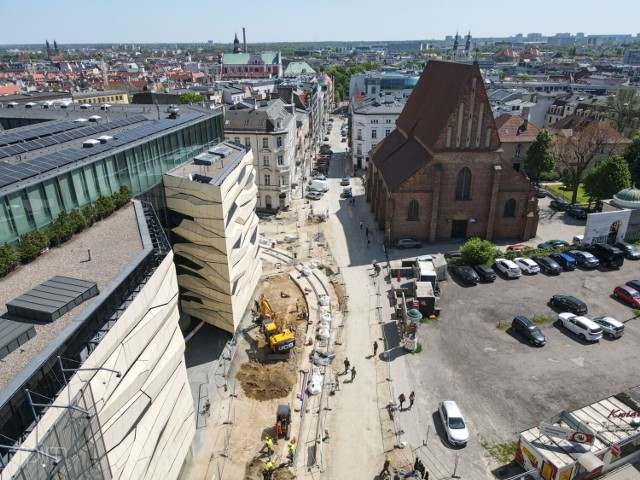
[0,204,143,393]
[165,142,246,186]
[0,103,220,194]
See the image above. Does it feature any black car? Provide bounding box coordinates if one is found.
[614,241,640,260]
[550,199,569,211]
[512,316,546,346]
[537,242,554,250]
[453,265,480,285]
[532,256,562,274]
[473,264,497,282]
[444,250,462,259]
[626,279,640,291]
[550,294,588,314]
[547,239,570,248]
[566,206,588,219]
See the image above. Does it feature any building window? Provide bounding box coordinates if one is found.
[357,145,362,156]
[265,194,272,208]
[515,144,521,159]
[371,119,379,124]
[455,167,472,200]
[371,130,377,139]
[264,174,271,185]
[357,129,363,141]
[263,156,270,166]
[386,119,392,123]
[262,138,269,148]
[385,129,391,136]
[503,198,516,217]
[277,155,284,166]
[245,137,251,147]
[280,176,288,186]
[244,119,250,126]
[276,136,283,147]
[234,136,240,144]
[407,200,419,221]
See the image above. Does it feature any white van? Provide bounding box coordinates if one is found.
[308,179,329,192]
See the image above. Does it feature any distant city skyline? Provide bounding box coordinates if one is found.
[1,0,639,46]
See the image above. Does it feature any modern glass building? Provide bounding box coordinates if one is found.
[0,107,224,244]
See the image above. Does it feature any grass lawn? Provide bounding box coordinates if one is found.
[545,184,590,204]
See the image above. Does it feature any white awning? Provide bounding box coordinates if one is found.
[576,452,604,472]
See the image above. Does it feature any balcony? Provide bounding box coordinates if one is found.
[276,163,291,173]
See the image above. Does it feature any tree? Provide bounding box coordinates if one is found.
[18,231,49,263]
[177,92,204,104]
[459,238,495,266]
[46,211,74,247]
[607,88,640,135]
[557,121,622,204]
[69,208,88,233]
[0,243,20,277]
[95,196,116,219]
[583,154,631,204]
[112,185,132,209]
[524,130,557,185]
[624,129,640,185]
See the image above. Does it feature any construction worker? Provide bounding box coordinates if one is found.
[287,440,296,464]
[380,457,392,476]
[263,458,274,479]
[275,421,282,440]
[264,435,274,455]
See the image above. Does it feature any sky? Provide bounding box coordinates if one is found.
[1,0,639,45]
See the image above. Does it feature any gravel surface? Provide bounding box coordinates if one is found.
[0,204,142,392]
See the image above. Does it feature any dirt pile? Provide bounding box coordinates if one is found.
[236,362,296,401]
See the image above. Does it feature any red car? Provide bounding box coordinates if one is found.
[507,243,526,251]
[613,285,640,308]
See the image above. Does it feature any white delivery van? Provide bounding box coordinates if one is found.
[308,179,329,192]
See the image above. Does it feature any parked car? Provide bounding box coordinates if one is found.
[566,206,588,219]
[453,265,480,285]
[506,243,526,251]
[589,243,625,268]
[340,177,350,186]
[511,316,546,346]
[323,136,329,141]
[472,264,497,282]
[568,250,599,268]
[494,258,522,278]
[535,188,548,198]
[614,241,640,260]
[537,242,554,250]
[444,250,461,259]
[533,256,562,274]
[613,285,640,308]
[395,238,422,249]
[306,191,323,200]
[591,316,625,339]
[547,239,570,248]
[514,257,540,274]
[341,137,347,142]
[556,313,603,342]
[550,199,569,211]
[550,294,588,314]
[438,401,469,447]
[626,279,640,291]
[549,252,577,271]
[313,174,327,181]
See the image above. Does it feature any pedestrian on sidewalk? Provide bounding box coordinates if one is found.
[335,373,340,391]
[380,457,392,476]
[409,391,415,410]
[359,221,363,229]
[373,341,378,357]
[343,357,350,374]
[367,239,371,248]
[398,393,406,410]
[351,366,356,381]
[365,227,369,237]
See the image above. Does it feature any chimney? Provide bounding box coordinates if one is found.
[522,106,530,130]
[243,28,247,53]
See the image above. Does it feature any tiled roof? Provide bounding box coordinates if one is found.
[222,52,279,65]
[495,113,540,142]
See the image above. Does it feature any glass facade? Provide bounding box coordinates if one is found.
[0,115,223,244]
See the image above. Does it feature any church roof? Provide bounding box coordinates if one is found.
[223,52,279,66]
[283,61,315,76]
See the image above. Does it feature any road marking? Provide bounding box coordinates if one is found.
[484,347,497,352]
[547,358,559,363]
[570,357,585,367]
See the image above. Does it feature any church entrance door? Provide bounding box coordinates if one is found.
[451,220,467,239]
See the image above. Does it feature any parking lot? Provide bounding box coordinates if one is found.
[408,255,640,449]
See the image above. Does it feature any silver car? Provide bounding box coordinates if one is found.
[395,238,422,249]
[591,316,624,339]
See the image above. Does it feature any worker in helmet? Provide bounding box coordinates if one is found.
[263,458,274,479]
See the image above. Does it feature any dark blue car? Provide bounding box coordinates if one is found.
[549,253,577,271]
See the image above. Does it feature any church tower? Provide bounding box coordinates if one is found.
[465,31,471,54]
[453,31,459,51]
[232,33,241,53]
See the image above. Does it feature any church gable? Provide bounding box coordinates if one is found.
[434,64,501,152]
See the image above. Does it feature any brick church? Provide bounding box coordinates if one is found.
[365,61,538,243]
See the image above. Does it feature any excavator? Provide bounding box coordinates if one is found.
[259,294,295,358]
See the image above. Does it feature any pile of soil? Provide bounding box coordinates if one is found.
[236,362,296,401]
[244,457,296,480]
